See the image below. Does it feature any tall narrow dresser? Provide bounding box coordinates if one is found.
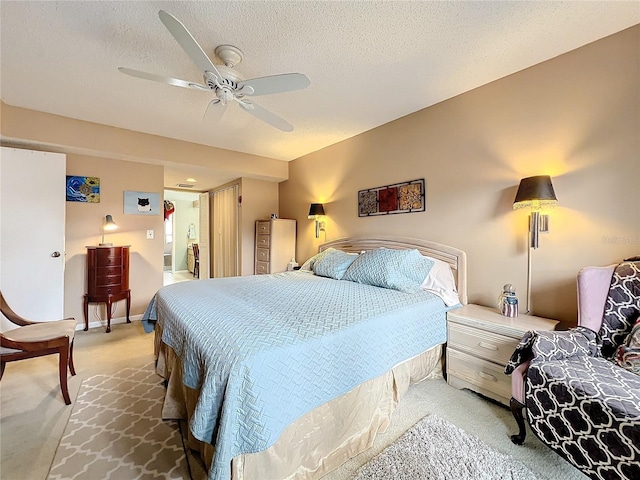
[255,219,296,274]
[84,245,131,333]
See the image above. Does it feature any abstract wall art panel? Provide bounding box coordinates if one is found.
[358,179,425,217]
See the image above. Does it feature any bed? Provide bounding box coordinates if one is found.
[148,236,467,480]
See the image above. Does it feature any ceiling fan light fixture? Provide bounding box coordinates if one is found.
[217,88,235,104]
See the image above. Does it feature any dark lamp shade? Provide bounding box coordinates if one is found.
[103,214,118,231]
[513,176,558,210]
[308,203,325,218]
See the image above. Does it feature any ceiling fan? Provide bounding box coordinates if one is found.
[118,10,310,132]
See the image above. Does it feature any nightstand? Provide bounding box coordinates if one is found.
[446,304,558,406]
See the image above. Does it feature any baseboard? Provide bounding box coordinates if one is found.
[77,314,143,331]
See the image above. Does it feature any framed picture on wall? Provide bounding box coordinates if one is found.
[66,176,100,203]
[124,191,161,215]
[358,179,425,216]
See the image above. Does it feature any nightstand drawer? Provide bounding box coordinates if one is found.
[448,322,518,365]
[447,348,511,402]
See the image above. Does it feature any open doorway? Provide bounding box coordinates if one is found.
[163,189,202,286]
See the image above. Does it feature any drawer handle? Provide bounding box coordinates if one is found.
[478,341,498,351]
[477,371,497,382]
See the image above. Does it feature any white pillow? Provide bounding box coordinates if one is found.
[299,257,313,271]
[420,257,460,306]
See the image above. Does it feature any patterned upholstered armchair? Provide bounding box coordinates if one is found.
[506,261,640,480]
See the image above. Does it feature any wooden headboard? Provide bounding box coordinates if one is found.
[320,235,468,305]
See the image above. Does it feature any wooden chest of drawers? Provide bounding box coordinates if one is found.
[446,304,558,406]
[84,246,131,333]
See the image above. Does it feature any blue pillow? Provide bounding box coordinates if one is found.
[343,248,434,293]
[312,249,358,280]
[302,247,337,271]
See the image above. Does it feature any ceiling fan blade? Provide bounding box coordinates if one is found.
[158,10,224,80]
[238,73,310,96]
[239,100,294,132]
[118,67,210,91]
[203,99,227,122]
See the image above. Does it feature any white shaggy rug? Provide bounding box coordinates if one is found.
[351,414,539,480]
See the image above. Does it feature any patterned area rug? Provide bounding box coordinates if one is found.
[351,414,539,480]
[48,365,190,480]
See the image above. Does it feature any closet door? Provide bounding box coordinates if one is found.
[212,184,239,278]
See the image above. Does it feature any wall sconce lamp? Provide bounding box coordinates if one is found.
[308,203,326,239]
[513,175,559,314]
[100,214,118,246]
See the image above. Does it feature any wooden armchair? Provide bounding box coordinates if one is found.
[0,291,78,404]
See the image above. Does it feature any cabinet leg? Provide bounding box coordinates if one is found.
[126,291,131,324]
[106,298,112,333]
[83,296,89,331]
[510,397,527,445]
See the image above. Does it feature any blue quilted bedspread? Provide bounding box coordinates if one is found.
[151,271,451,480]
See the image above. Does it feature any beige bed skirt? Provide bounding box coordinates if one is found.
[154,327,443,480]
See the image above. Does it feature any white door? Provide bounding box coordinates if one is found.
[0,147,66,328]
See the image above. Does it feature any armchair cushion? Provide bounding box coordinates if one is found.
[526,358,640,479]
[1,319,77,354]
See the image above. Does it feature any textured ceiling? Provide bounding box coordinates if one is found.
[1,1,638,189]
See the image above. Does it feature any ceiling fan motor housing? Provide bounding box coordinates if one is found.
[204,68,242,89]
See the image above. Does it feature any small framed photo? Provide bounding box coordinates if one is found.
[124,191,161,215]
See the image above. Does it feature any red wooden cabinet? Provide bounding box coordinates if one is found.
[83,246,131,333]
